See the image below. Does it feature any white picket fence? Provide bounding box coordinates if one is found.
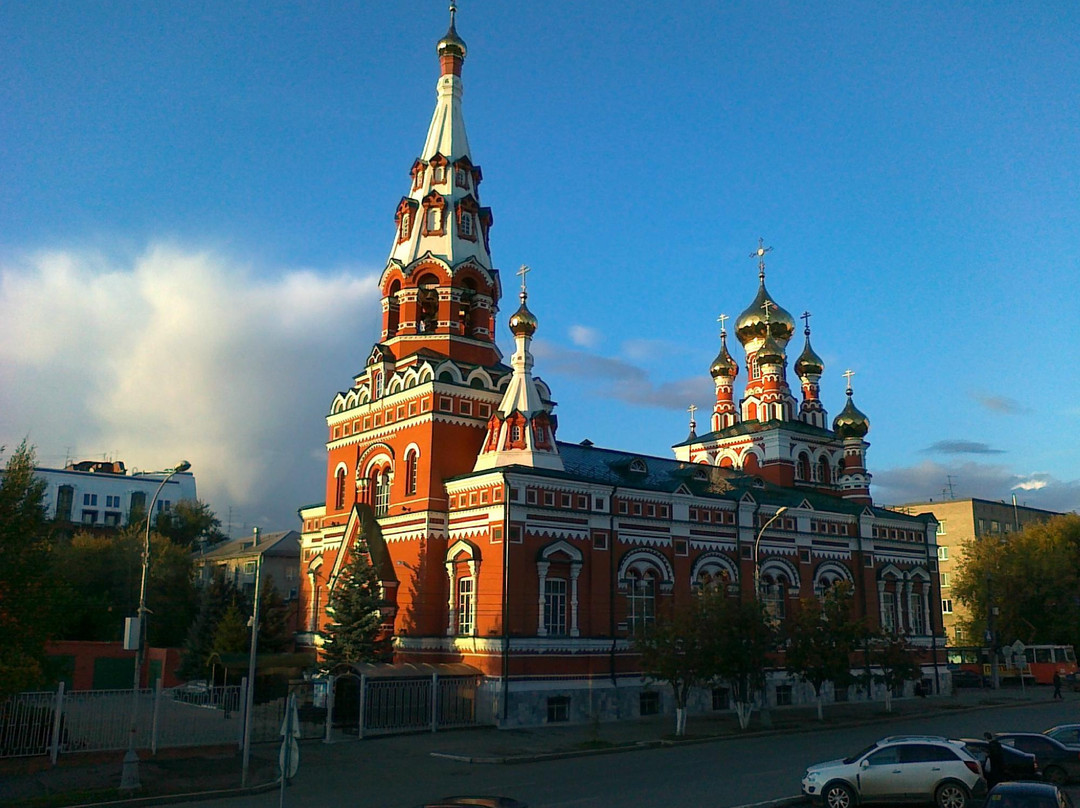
[0,681,244,761]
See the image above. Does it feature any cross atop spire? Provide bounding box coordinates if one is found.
[762,299,774,324]
[517,263,531,300]
[801,310,812,334]
[843,368,855,394]
[717,312,729,336]
[688,403,698,422]
[751,237,772,282]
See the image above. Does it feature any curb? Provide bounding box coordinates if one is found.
[430,695,1051,766]
[59,777,281,808]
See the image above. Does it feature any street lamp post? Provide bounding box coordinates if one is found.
[752,505,788,730]
[120,460,192,792]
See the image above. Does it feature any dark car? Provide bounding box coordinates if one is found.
[1044,725,1080,749]
[956,738,1039,782]
[995,734,1080,785]
[952,669,989,688]
[982,780,1074,808]
[420,799,528,808]
[1064,673,1080,693]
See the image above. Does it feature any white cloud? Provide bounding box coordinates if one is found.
[0,244,381,532]
[568,324,600,348]
[873,459,1080,514]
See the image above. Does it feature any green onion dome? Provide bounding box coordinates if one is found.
[795,333,825,377]
[710,334,740,378]
[833,391,870,438]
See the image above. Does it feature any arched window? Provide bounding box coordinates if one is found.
[909,588,926,634]
[760,573,788,622]
[459,211,473,237]
[818,456,831,485]
[374,469,390,516]
[426,207,441,232]
[746,402,758,421]
[334,468,347,510]
[373,371,384,399]
[881,589,897,633]
[626,568,656,632]
[404,449,418,496]
[400,210,411,240]
[797,452,811,482]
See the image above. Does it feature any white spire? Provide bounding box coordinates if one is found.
[474,267,563,472]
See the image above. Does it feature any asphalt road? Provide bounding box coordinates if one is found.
[161,701,1080,808]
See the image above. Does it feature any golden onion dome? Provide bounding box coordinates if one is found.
[833,391,870,438]
[437,8,467,61]
[709,334,739,379]
[795,333,825,377]
[735,281,796,347]
[508,294,537,337]
[756,330,785,366]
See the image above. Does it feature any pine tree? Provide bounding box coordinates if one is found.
[256,577,294,654]
[178,571,241,679]
[211,601,250,656]
[321,538,391,667]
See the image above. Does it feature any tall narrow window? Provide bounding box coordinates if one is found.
[374,470,390,516]
[543,578,568,636]
[457,577,474,635]
[459,211,473,237]
[55,485,74,521]
[910,591,926,634]
[626,570,656,632]
[404,450,418,496]
[882,590,896,633]
[400,210,411,241]
[761,575,787,622]
[335,468,346,510]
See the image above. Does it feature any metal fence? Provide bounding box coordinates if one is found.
[0,681,243,762]
[322,671,481,740]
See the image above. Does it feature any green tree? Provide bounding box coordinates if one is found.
[52,524,196,646]
[256,578,294,654]
[703,593,777,729]
[154,500,227,549]
[179,571,242,680]
[784,582,864,720]
[634,593,712,736]
[0,442,56,696]
[211,601,250,656]
[952,514,1080,651]
[321,539,391,667]
[861,631,922,712]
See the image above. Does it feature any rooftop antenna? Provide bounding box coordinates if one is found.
[946,474,957,499]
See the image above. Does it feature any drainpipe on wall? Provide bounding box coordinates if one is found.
[501,477,510,724]
[608,486,619,697]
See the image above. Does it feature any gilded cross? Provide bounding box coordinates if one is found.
[843,368,855,392]
[750,237,772,280]
[762,298,774,324]
[717,312,729,336]
[517,264,531,294]
[801,311,812,333]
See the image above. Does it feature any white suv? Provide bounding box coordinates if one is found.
[802,736,986,808]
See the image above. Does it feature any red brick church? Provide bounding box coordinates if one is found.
[297,7,944,725]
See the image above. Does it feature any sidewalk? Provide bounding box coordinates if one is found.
[0,686,1064,807]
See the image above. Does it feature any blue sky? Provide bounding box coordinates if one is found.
[3,1,1078,532]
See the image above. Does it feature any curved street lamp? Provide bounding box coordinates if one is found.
[752,505,788,730]
[753,506,789,602]
[120,460,192,791]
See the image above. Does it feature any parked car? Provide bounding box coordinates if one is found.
[802,735,986,808]
[952,669,990,688]
[982,780,1074,808]
[995,734,1080,785]
[1063,672,1080,693]
[1043,725,1080,749]
[419,800,527,808]
[955,738,1039,782]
